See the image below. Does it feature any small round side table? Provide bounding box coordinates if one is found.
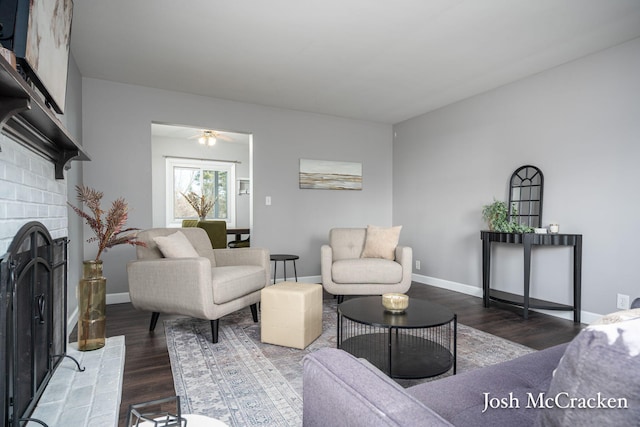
[270,254,299,284]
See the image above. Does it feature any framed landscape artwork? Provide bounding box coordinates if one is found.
[299,159,362,190]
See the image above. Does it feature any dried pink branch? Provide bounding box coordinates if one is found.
[68,185,146,261]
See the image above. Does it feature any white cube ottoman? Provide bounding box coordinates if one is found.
[261,281,323,349]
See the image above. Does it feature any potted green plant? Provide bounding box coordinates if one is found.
[482,199,533,233]
[482,199,509,232]
[68,185,145,351]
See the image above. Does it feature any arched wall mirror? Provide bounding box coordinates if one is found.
[508,165,544,228]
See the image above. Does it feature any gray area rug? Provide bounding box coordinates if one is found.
[165,298,533,426]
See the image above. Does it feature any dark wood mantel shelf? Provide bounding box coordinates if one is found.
[0,56,89,179]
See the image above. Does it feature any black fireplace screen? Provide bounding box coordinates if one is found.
[0,222,68,427]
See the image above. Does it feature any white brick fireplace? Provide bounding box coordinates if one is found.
[0,134,68,254]
[1,134,124,426]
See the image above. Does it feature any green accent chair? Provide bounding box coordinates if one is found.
[182,219,227,249]
[181,219,199,228]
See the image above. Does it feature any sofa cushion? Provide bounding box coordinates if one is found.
[153,231,200,258]
[211,265,265,304]
[361,225,402,260]
[535,317,640,426]
[406,343,568,427]
[332,258,403,284]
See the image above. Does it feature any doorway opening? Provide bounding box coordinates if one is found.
[150,123,252,247]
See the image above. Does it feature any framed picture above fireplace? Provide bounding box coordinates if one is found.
[0,0,73,114]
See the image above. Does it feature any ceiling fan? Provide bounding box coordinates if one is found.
[189,130,233,146]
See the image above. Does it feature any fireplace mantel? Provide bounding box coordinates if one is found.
[0,56,89,179]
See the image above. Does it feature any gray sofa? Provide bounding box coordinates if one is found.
[303,312,640,426]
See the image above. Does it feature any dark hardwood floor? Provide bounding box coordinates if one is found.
[71,282,583,426]
[407,284,583,349]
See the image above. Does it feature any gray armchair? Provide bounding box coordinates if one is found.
[127,228,270,343]
[321,227,412,302]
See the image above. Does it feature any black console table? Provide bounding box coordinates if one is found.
[480,231,582,323]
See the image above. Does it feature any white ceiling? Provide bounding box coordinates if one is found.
[151,123,250,145]
[70,0,640,124]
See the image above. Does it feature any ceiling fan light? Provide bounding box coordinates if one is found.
[198,136,206,145]
[207,137,216,146]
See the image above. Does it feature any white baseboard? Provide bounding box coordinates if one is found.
[67,307,78,340]
[106,292,132,304]
[103,274,602,324]
[412,273,601,324]
[412,273,483,298]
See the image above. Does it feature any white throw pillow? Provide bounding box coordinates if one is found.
[590,308,640,325]
[361,225,402,260]
[153,231,199,258]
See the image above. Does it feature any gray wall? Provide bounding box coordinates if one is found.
[393,37,640,319]
[81,79,393,295]
[61,54,84,328]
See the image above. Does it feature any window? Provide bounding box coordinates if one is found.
[166,157,236,227]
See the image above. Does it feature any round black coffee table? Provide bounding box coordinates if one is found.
[337,296,457,379]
